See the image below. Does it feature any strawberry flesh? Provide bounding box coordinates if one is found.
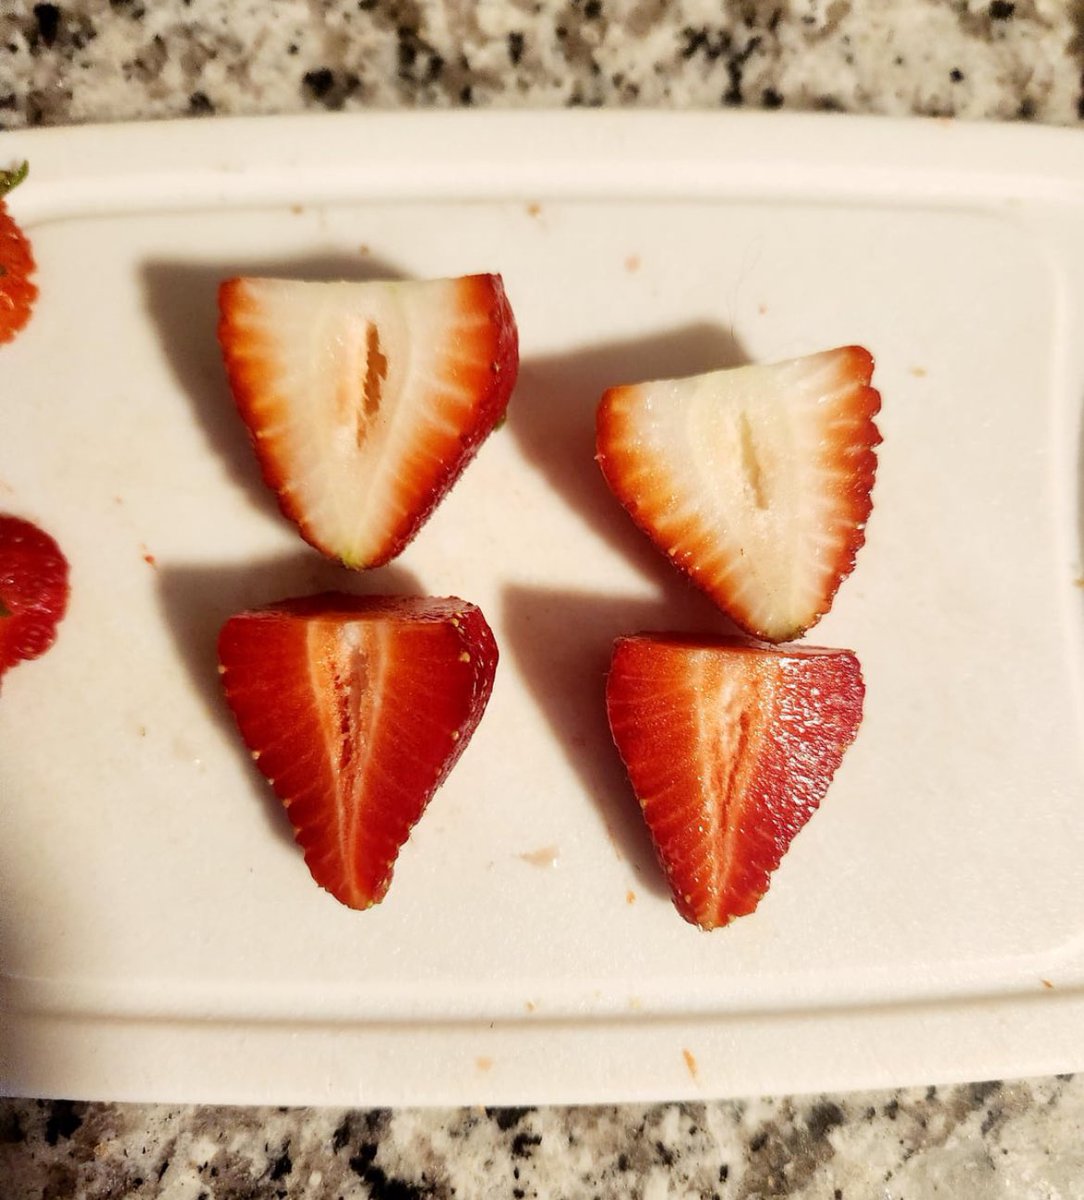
[0,515,69,680]
[218,594,498,910]
[597,346,881,642]
[0,163,37,346]
[606,633,864,930]
[218,274,518,568]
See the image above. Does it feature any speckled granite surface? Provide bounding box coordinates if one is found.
[5,1078,1084,1199]
[0,0,1081,127]
[3,2,1084,1198]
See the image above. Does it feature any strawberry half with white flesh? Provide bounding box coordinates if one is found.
[606,634,864,930]
[0,515,69,681]
[218,274,518,568]
[218,594,498,910]
[596,347,881,642]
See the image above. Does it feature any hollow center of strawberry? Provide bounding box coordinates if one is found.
[0,598,9,618]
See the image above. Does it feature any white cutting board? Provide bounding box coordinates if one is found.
[2,111,1084,1105]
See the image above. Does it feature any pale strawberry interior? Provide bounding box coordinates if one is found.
[606,347,875,638]
[237,277,492,566]
[304,618,389,904]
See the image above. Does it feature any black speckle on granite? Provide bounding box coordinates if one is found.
[761,85,783,107]
[302,66,335,99]
[807,1101,846,1140]
[44,1100,84,1147]
[188,89,213,114]
[332,1117,352,1153]
[655,1140,677,1166]
[507,31,524,65]
[486,1107,533,1132]
[0,1107,26,1144]
[268,1143,293,1181]
[32,3,60,48]
[990,0,1015,18]
[950,66,964,81]
[511,1131,542,1159]
[722,35,762,105]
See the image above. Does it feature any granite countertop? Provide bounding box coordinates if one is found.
[2,2,1084,1198]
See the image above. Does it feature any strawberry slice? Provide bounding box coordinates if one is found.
[0,162,38,346]
[606,634,864,930]
[218,274,518,568]
[0,515,70,680]
[218,594,498,910]
[596,347,881,642]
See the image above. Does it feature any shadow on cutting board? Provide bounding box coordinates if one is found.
[501,584,739,901]
[509,321,750,586]
[140,252,410,528]
[156,554,423,847]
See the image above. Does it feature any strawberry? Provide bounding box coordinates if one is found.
[596,346,881,642]
[0,515,70,680]
[0,162,38,346]
[605,634,864,930]
[218,594,498,910]
[218,274,518,568]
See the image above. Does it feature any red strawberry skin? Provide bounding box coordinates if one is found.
[218,594,498,910]
[0,515,69,679]
[0,199,37,346]
[217,273,519,568]
[606,634,864,930]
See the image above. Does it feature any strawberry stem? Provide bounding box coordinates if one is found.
[0,161,28,198]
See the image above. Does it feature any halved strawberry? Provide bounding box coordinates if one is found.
[0,515,70,680]
[218,274,518,568]
[596,347,881,642]
[606,634,863,930]
[218,594,498,910]
[0,162,38,346]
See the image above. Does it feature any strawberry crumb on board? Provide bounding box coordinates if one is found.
[217,273,519,569]
[518,845,559,868]
[218,593,498,911]
[625,254,641,272]
[0,515,70,681]
[606,634,864,931]
[625,889,637,905]
[596,344,881,642]
[475,1057,494,1072]
[1042,979,1055,989]
[910,365,928,377]
[682,1048,699,1080]
[139,544,157,568]
[526,202,542,217]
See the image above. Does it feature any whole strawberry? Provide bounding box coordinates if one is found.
[0,162,37,346]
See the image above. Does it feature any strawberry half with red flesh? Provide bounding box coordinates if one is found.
[596,347,881,642]
[218,274,518,568]
[606,634,864,930]
[0,162,38,346]
[0,515,70,681]
[218,594,498,910]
